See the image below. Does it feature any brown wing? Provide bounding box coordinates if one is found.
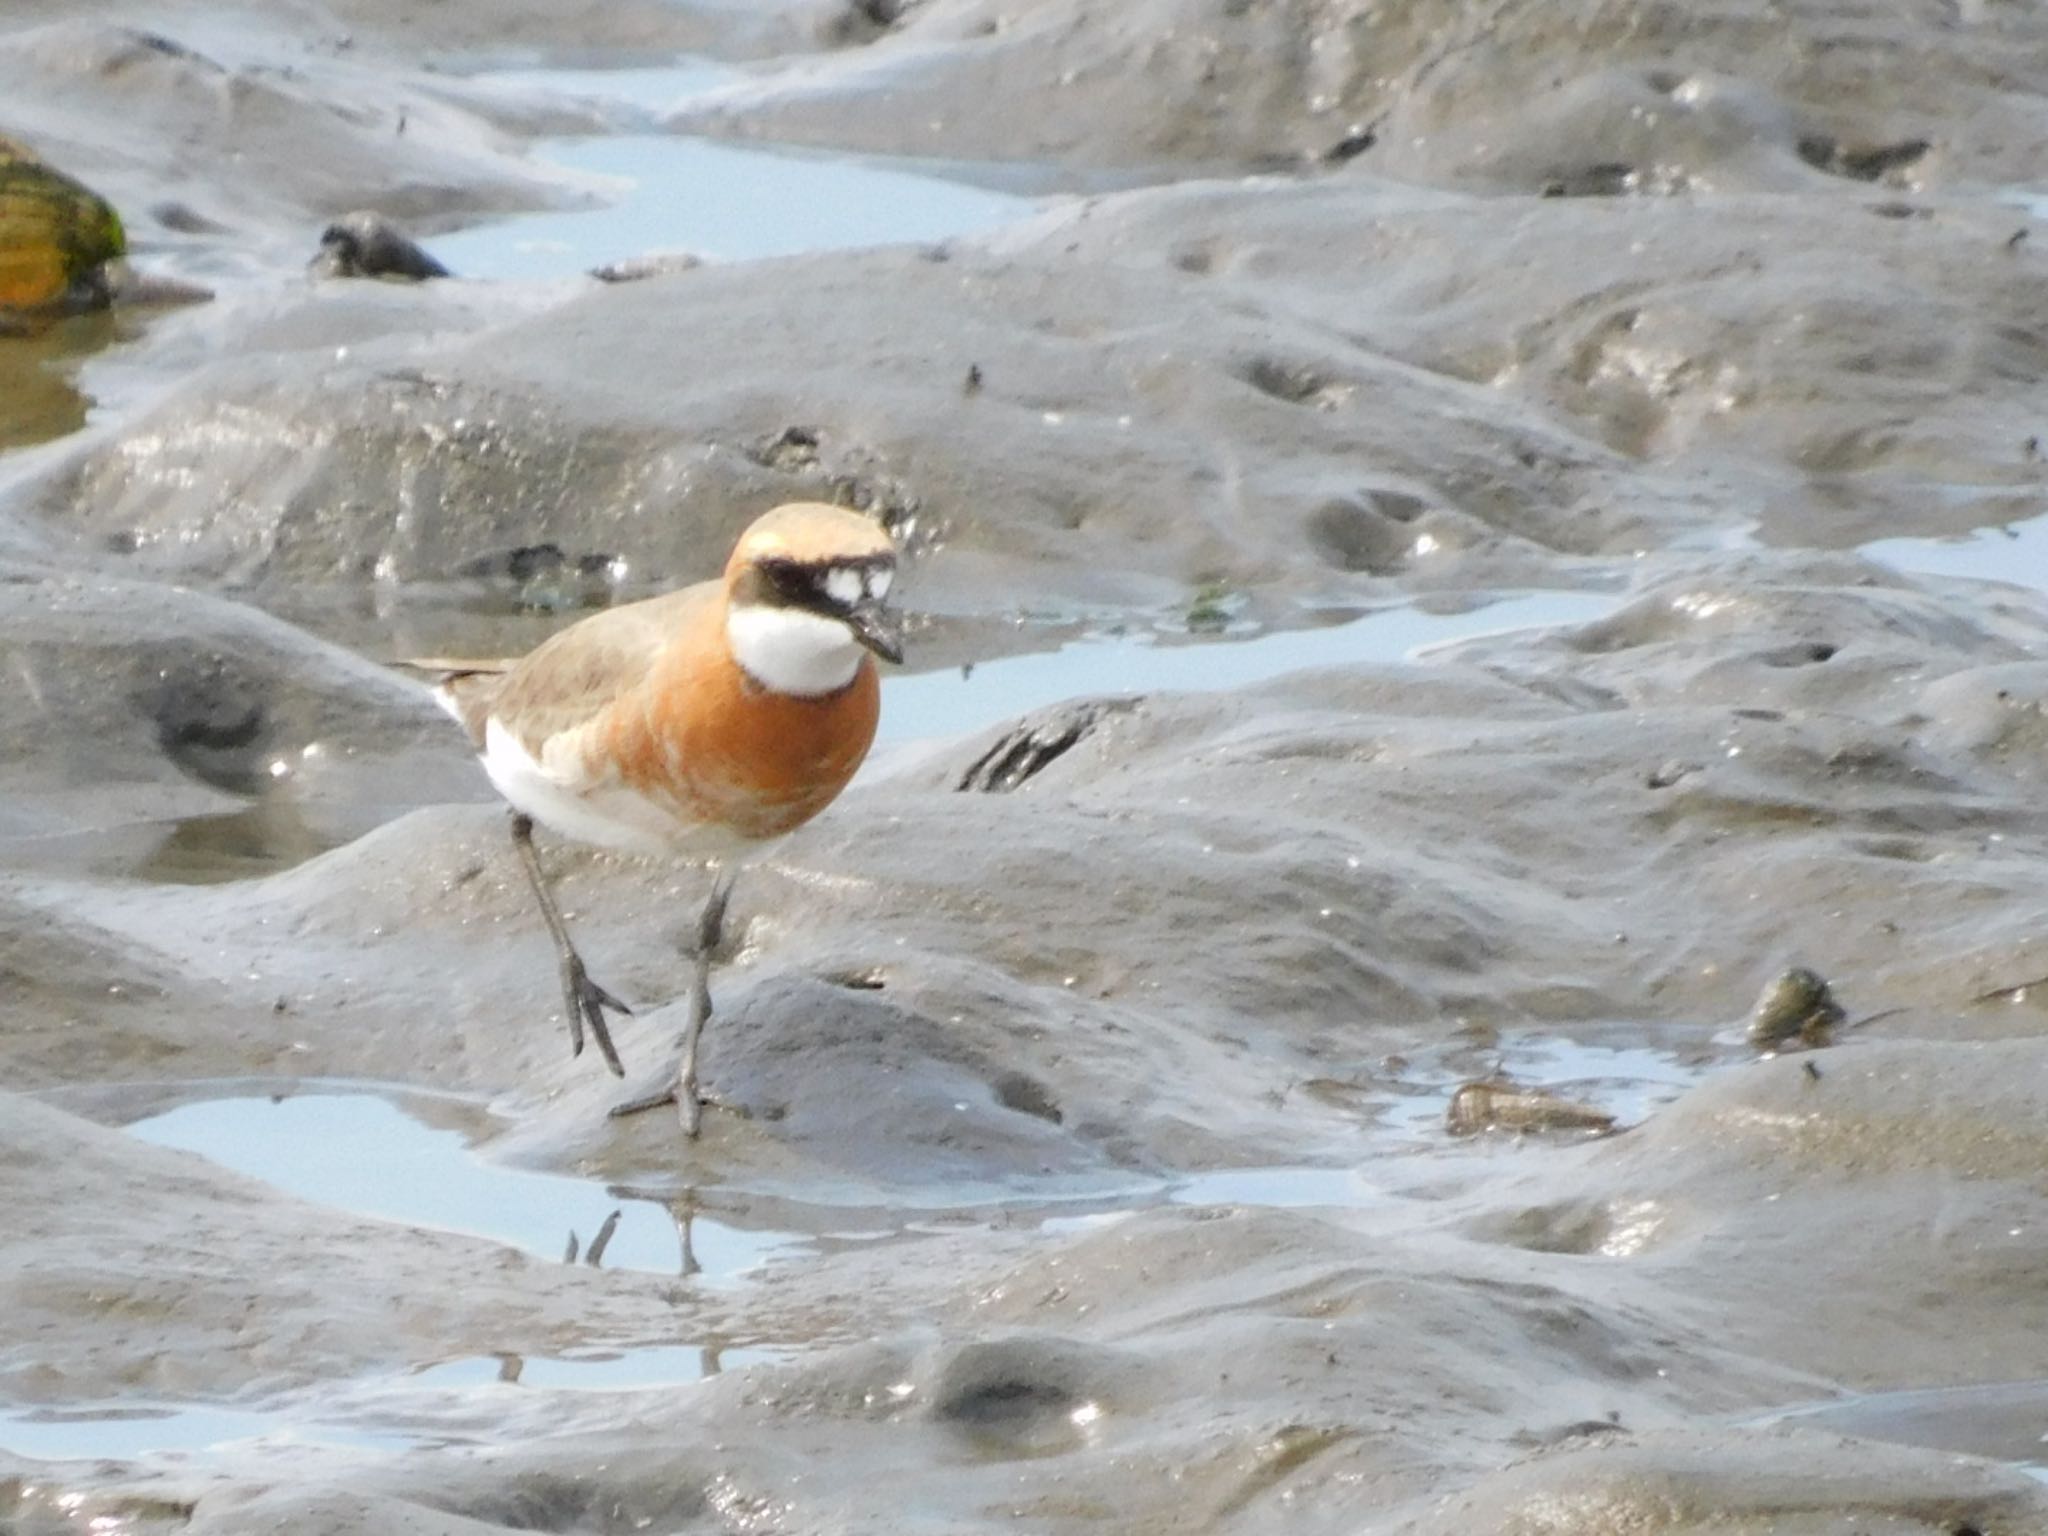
[486,583,717,756]
[390,657,513,674]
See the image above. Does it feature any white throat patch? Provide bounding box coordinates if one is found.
[727,603,862,696]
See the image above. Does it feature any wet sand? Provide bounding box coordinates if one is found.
[6,1,2048,1532]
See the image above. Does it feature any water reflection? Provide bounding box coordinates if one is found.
[411,1341,779,1391]
[0,308,123,451]
[126,1091,810,1281]
[135,798,340,885]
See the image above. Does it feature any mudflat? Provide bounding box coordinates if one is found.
[5,3,2048,1532]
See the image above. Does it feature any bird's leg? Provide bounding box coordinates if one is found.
[673,872,736,1136]
[610,870,736,1136]
[509,811,629,1076]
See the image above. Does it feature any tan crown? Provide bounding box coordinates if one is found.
[723,503,896,582]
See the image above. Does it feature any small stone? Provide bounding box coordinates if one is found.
[1446,1080,1616,1136]
[1746,966,1846,1049]
[310,211,449,281]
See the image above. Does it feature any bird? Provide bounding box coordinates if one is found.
[415,502,903,1135]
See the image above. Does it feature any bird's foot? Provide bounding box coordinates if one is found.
[609,1076,745,1138]
[563,957,631,1076]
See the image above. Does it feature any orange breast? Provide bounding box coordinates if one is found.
[596,604,880,842]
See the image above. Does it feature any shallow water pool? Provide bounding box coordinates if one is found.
[128,1090,803,1280]
[430,133,1039,281]
[874,590,1620,745]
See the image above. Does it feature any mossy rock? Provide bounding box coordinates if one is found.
[0,134,126,314]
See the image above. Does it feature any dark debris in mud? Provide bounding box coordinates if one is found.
[955,699,1136,793]
[311,211,451,282]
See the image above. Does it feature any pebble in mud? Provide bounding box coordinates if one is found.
[589,252,703,284]
[1744,966,1846,1050]
[1445,1079,1617,1137]
[310,211,450,281]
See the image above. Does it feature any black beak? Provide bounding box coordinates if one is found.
[847,600,904,665]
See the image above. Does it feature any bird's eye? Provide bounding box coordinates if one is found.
[823,566,863,609]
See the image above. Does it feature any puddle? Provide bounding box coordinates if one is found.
[135,799,340,885]
[0,309,127,453]
[2000,188,2048,225]
[0,1343,789,1464]
[118,1086,1438,1261]
[431,134,1037,281]
[410,1342,781,1392]
[876,590,1619,745]
[1335,1027,1713,1147]
[125,1090,806,1280]
[1168,1165,1389,1209]
[112,1031,1686,1293]
[51,1038,1700,1469]
[425,57,1054,281]
[1863,505,2048,593]
[0,1402,411,1463]
[1028,1030,1705,1232]
[1506,1036,1705,1125]
[1756,1377,2048,1479]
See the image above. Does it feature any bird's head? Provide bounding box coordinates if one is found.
[724,503,903,694]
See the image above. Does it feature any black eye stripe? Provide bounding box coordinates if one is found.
[756,558,811,602]
[757,556,895,608]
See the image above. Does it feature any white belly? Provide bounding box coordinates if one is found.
[481,717,740,856]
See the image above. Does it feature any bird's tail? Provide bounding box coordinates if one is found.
[390,656,510,740]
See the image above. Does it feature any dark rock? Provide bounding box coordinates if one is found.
[311,210,450,281]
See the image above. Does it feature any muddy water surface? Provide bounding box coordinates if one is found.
[7,4,2048,1534]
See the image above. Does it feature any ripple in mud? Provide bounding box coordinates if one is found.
[1164,1165,1397,1211]
[926,1336,1122,1461]
[454,61,739,118]
[1466,1195,1675,1258]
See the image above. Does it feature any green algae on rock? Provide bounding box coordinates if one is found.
[0,133,124,317]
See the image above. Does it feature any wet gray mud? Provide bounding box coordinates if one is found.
[6,1,2048,1532]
